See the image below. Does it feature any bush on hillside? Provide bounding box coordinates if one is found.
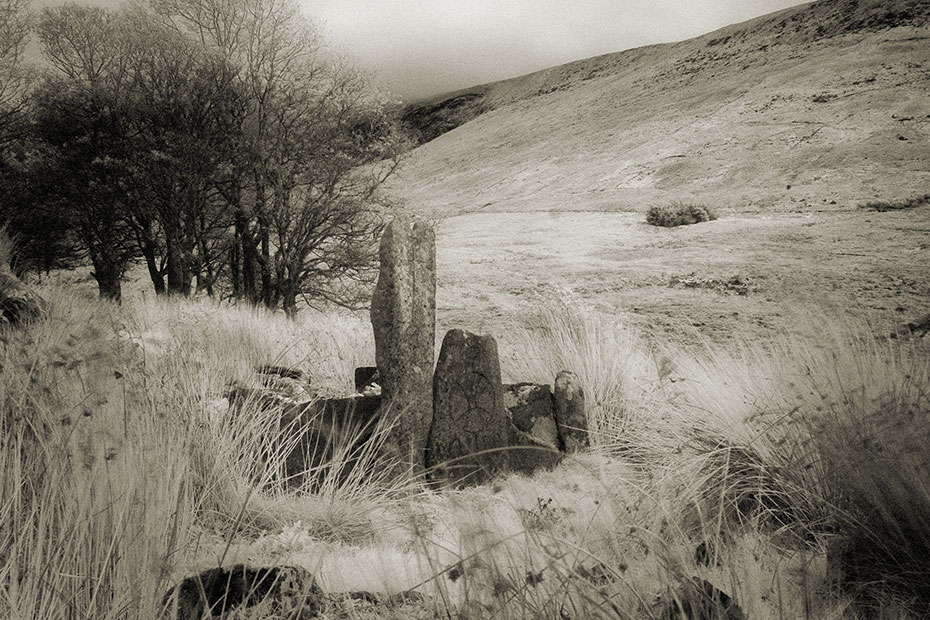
[646,203,717,227]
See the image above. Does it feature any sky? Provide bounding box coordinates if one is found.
[303,0,807,101]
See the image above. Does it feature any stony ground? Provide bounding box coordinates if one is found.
[434,204,930,348]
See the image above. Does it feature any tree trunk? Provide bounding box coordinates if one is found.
[165,237,191,296]
[282,281,298,319]
[235,211,260,304]
[198,213,216,297]
[259,224,273,309]
[253,180,274,308]
[229,229,241,299]
[141,241,166,295]
[91,259,122,302]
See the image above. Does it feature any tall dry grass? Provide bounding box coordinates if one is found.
[496,296,930,618]
[500,292,660,444]
[0,287,197,619]
[0,286,411,619]
[3,282,929,619]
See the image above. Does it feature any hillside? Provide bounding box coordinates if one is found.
[392,0,930,217]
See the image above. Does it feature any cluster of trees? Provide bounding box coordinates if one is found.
[0,0,407,315]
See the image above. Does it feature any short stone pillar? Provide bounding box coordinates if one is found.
[504,383,562,474]
[370,216,436,473]
[427,329,510,483]
[503,383,559,448]
[554,370,588,452]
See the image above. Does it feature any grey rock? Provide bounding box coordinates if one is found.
[554,371,588,452]
[890,313,930,339]
[225,366,311,413]
[503,382,562,474]
[354,366,380,392]
[162,564,322,620]
[503,382,559,447]
[427,329,510,484]
[370,216,436,473]
[279,394,384,490]
[655,578,746,620]
[506,425,563,475]
[257,365,304,381]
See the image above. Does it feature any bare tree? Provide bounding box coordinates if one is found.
[33,5,245,299]
[153,0,407,315]
[120,9,245,296]
[0,0,31,147]
[32,6,137,300]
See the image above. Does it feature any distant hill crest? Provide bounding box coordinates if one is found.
[393,0,930,216]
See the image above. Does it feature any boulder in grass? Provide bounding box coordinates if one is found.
[0,268,44,326]
[354,366,381,394]
[655,578,746,620]
[506,425,563,475]
[890,313,930,340]
[554,370,588,452]
[503,382,562,474]
[503,382,559,446]
[279,394,384,490]
[257,365,305,381]
[162,564,323,620]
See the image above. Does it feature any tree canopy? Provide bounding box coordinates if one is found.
[0,0,407,313]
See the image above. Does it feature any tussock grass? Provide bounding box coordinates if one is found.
[0,287,196,619]
[0,286,410,619]
[500,292,660,443]
[499,297,929,618]
[126,293,374,396]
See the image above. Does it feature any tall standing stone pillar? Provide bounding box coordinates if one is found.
[370,216,436,473]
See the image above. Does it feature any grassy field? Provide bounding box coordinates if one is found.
[431,205,930,349]
[4,1,928,617]
[2,278,929,619]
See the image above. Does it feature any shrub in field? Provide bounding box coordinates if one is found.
[646,203,718,227]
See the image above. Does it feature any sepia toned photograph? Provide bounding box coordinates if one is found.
[1,0,928,618]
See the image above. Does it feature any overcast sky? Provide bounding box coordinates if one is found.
[303,0,807,101]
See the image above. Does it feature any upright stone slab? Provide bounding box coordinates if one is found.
[554,370,588,452]
[370,216,436,472]
[427,329,510,484]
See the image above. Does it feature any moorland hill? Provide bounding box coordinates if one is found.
[395,0,930,216]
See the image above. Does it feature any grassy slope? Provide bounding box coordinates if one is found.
[392,0,930,217]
